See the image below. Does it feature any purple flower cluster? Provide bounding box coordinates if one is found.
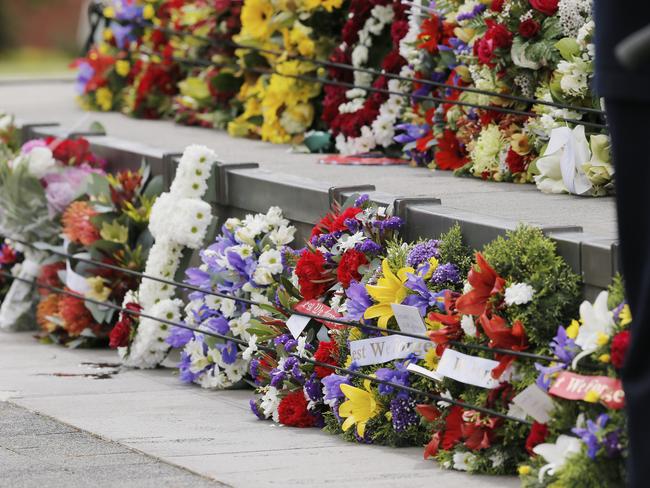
[322,374,350,407]
[456,3,486,22]
[354,240,383,255]
[354,194,369,207]
[407,240,440,268]
[345,281,372,321]
[375,361,411,398]
[551,326,580,364]
[304,373,324,403]
[572,414,622,459]
[389,397,419,432]
[431,263,461,285]
[372,216,403,233]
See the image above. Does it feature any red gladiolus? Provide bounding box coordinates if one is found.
[479,315,528,379]
[278,390,317,428]
[525,422,549,455]
[529,0,559,16]
[519,18,541,38]
[441,406,465,450]
[611,330,631,369]
[462,411,502,451]
[456,253,506,316]
[337,249,368,289]
[313,341,338,378]
[434,130,468,170]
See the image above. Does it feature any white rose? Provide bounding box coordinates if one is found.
[26,146,56,178]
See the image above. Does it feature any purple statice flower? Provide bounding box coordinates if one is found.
[249,358,260,381]
[283,356,299,371]
[456,3,486,21]
[403,271,445,316]
[407,240,440,268]
[313,232,339,249]
[274,334,291,347]
[535,362,566,391]
[354,194,369,207]
[214,341,237,365]
[75,61,94,94]
[344,217,361,233]
[394,123,429,144]
[166,325,194,348]
[345,280,373,321]
[431,263,461,285]
[372,216,403,233]
[551,326,580,364]
[572,414,622,459]
[291,363,305,384]
[270,369,286,388]
[185,267,212,289]
[249,399,265,420]
[354,240,382,255]
[304,373,323,403]
[390,397,419,432]
[284,339,298,352]
[322,374,350,406]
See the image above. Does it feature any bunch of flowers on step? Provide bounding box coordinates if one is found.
[324,0,411,155]
[74,0,147,112]
[417,226,581,474]
[0,111,18,155]
[115,144,217,367]
[227,0,345,144]
[518,277,628,487]
[172,0,243,129]
[166,207,296,389]
[321,225,472,446]
[0,136,106,331]
[0,240,22,302]
[35,166,161,347]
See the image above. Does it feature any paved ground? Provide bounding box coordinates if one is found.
[0,332,519,488]
[0,402,224,488]
[0,78,617,238]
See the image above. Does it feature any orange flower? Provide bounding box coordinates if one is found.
[36,294,61,333]
[62,201,100,246]
[58,292,95,336]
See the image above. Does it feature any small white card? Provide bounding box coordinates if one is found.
[286,314,311,339]
[511,384,555,423]
[349,335,434,367]
[391,303,427,334]
[406,362,444,382]
[435,348,510,389]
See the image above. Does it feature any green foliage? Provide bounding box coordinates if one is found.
[438,223,473,278]
[385,238,410,271]
[481,225,581,347]
[607,274,626,309]
[553,451,624,488]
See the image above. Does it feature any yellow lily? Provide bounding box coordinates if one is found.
[339,380,380,438]
[363,259,414,328]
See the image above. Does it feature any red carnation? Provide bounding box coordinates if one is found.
[296,250,331,300]
[519,19,541,38]
[435,130,468,170]
[337,249,368,288]
[278,390,317,428]
[109,302,141,349]
[0,244,17,265]
[505,148,527,174]
[611,330,631,369]
[529,0,559,16]
[314,340,338,378]
[525,422,549,455]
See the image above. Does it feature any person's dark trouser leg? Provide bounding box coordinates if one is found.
[605,98,650,488]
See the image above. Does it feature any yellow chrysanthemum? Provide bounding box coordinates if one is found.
[95,87,113,111]
[596,332,610,346]
[518,466,531,476]
[143,4,155,20]
[339,380,380,438]
[299,0,344,12]
[598,353,611,363]
[103,6,115,19]
[241,0,275,40]
[423,347,440,370]
[363,259,414,328]
[115,60,131,77]
[584,390,600,403]
[619,304,632,326]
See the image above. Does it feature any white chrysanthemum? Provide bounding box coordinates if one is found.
[460,315,477,337]
[504,283,536,306]
[224,217,241,232]
[242,334,258,361]
[224,359,247,383]
[199,368,228,389]
[234,226,257,245]
[252,266,274,286]
[259,249,283,274]
[260,387,281,422]
[452,452,476,471]
[229,311,252,339]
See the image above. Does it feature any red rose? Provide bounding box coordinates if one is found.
[296,250,331,300]
[525,422,549,455]
[474,37,496,65]
[485,21,514,49]
[435,130,468,170]
[491,0,505,11]
[0,244,17,265]
[278,390,317,427]
[519,18,541,38]
[109,303,141,349]
[337,249,368,288]
[529,0,558,16]
[313,340,338,378]
[611,330,631,369]
[505,148,527,174]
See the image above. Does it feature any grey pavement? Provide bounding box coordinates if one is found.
[0,402,225,488]
[0,79,617,238]
[0,332,519,488]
